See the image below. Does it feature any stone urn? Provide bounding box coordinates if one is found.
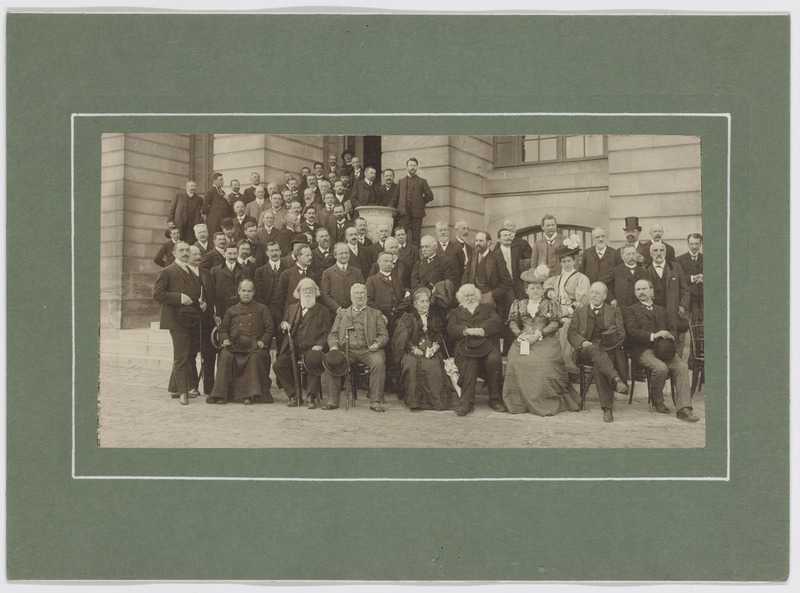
[354,205,397,242]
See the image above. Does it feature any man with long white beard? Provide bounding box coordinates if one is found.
[273,278,331,408]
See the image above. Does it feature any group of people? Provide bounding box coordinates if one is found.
[153,152,704,424]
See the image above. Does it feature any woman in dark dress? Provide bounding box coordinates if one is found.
[502,265,582,415]
[391,288,455,411]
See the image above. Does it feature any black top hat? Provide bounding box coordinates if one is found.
[600,328,624,351]
[322,350,350,377]
[292,233,310,247]
[623,216,642,231]
[457,335,494,358]
[302,350,326,376]
[653,337,677,362]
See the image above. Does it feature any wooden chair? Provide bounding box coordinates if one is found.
[689,322,705,395]
[577,362,595,411]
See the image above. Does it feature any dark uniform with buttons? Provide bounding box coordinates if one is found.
[210,300,274,403]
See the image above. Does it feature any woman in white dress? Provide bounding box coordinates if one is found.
[544,236,590,375]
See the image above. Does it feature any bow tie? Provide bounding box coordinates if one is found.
[592,307,602,314]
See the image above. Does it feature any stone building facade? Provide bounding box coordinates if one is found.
[100,133,702,330]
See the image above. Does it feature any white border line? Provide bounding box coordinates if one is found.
[74,111,730,482]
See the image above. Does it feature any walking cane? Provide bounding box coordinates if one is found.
[287,305,303,406]
[344,327,355,412]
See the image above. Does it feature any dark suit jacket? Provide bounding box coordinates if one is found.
[461,249,513,302]
[675,252,703,305]
[580,246,622,284]
[193,241,211,257]
[320,264,364,314]
[232,215,257,242]
[599,263,645,309]
[643,261,689,329]
[200,247,226,271]
[568,302,625,352]
[492,245,525,300]
[375,182,399,208]
[437,241,461,262]
[331,220,354,244]
[168,192,203,233]
[242,186,260,205]
[447,303,504,350]
[310,247,336,284]
[349,179,377,209]
[347,243,373,278]
[276,227,297,256]
[395,175,434,218]
[639,240,676,266]
[453,239,474,281]
[275,266,309,317]
[153,262,203,330]
[210,262,245,319]
[397,243,419,269]
[253,260,289,312]
[368,258,410,291]
[411,254,460,292]
[153,240,178,268]
[255,226,280,248]
[279,302,331,355]
[237,259,257,281]
[227,192,246,207]
[366,272,406,320]
[623,301,674,363]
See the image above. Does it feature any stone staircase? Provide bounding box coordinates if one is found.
[100,323,175,371]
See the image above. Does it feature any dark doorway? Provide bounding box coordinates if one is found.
[362,136,382,173]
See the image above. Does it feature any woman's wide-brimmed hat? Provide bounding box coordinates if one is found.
[520,264,550,285]
[302,350,326,376]
[457,335,494,359]
[555,243,580,259]
[322,350,350,377]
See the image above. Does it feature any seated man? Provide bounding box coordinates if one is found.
[567,282,629,423]
[447,283,505,416]
[273,277,331,409]
[322,283,389,412]
[622,279,699,422]
[209,279,273,405]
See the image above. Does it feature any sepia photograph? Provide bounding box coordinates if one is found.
[97,132,705,449]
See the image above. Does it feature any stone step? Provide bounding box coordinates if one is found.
[101,339,173,359]
[100,353,174,371]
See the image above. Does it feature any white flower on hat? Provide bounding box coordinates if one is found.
[562,235,581,250]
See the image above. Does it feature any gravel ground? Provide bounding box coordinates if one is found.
[98,360,705,449]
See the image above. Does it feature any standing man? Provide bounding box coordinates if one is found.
[193,223,210,256]
[154,227,182,268]
[453,220,473,281]
[367,222,392,270]
[200,232,227,271]
[675,233,703,324]
[168,180,203,244]
[254,241,288,354]
[275,244,314,316]
[581,226,622,284]
[500,220,533,260]
[395,157,434,246]
[623,279,698,422]
[601,244,646,309]
[461,231,512,308]
[349,165,377,209]
[188,244,216,397]
[411,235,460,292]
[322,283,389,412]
[369,237,411,290]
[211,244,244,325]
[394,227,418,269]
[320,242,365,316]
[435,221,461,262]
[242,171,262,205]
[645,223,676,264]
[366,252,407,321]
[153,241,204,406]
[244,185,270,225]
[227,179,245,206]
[568,282,628,422]
[495,227,524,356]
[376,168,399,208]
[202,172,231,236]
[310,228,336,283]
[231,200,256,242]
[644,242,690,358]
[622,216,650,266]
[345,226,372,279]
[529,214,563,277]
[327,153,339,178]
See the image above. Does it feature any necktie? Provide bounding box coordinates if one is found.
[692,255,697,261]
[593,307,600,315]
[299,268,306,276]
[655,266,663,278]
[302,307,308,317]
[272,263,279,272]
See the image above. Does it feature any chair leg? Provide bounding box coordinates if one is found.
[579,366,594,411]
[628,374,635,405]
[646,373,653,412]
[670,378,676,406]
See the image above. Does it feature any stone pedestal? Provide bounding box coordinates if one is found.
[355,206,397,242]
